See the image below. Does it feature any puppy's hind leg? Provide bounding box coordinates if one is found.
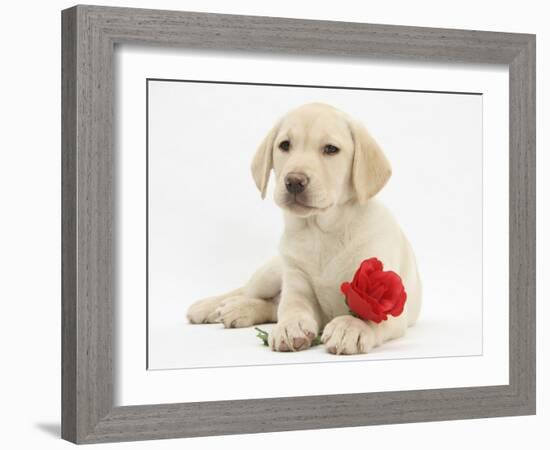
[212,294,279,328]
[186,288,244,324]
[186,257,282,326]
[213,257,282,328]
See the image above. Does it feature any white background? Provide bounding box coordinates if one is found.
[0,0,546,449]
[116,51,508,405]
[148,79,485,369]
[114,47,508,405]
[118,40,509,406]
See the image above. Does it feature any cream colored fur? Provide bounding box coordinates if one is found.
[187,103,421,355]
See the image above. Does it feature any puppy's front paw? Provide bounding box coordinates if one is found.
[268,316,318,352]
[321,316,376,355]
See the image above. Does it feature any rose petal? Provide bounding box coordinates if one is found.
[360,258,383,275]
[379,298,395,312]
[369,284,386,300]
[355,271,369,291]
[345,287,386,322]
[340,282,352,298]
[389,290,407,316]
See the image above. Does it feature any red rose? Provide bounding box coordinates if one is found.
[340,258,407,323]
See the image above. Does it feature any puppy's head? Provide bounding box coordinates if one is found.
[251,103,391,217]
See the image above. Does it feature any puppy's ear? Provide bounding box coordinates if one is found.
[350,120,392,203]
[251,122,279,199]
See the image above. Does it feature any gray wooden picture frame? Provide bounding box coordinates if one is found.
[61,4,536,444]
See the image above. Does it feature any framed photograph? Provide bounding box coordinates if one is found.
[61,5,536,444]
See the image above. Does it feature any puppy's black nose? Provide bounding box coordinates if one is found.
[284,173,309,194]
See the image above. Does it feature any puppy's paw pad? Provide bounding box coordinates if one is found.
[268,317,318,352]
[292,337,307,350]
[321,315,375,355]
[279,342,290,351]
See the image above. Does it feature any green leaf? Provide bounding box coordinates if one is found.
[312,335,323,346]
[255,327,269,346]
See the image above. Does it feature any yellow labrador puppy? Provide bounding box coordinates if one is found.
[187,103,421,355]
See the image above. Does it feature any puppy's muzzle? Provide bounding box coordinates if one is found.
[284,173,309,194]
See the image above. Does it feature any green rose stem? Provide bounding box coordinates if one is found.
[255,327,270,346]
[254,327,323,347]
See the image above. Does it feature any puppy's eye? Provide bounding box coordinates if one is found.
[279,140,290,152]
[323,144,340,155]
